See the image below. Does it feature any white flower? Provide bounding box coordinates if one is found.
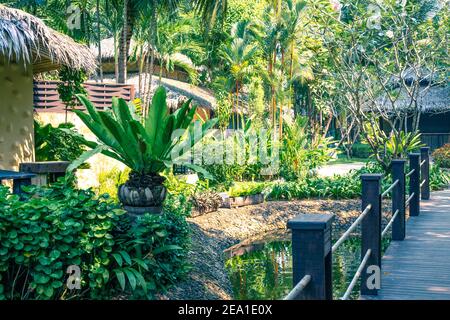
[386,30,394,38]
[329,0,342,12]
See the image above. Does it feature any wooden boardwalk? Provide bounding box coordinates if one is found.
[363,188,450,300]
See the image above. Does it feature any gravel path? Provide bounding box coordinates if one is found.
[160,198,392,300]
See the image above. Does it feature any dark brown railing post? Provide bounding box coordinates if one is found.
[420,147,430,200]
[409,153,420,216]
[391,160,406,241]
[360,174,382,296]
[287,214,335,300]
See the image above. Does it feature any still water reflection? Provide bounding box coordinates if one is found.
[225,232,390,300]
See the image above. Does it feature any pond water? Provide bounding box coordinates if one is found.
[225,231,390,300]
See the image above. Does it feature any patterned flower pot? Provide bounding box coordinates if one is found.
[118,172,167,215]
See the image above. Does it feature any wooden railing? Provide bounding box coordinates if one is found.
[284,146,431,300]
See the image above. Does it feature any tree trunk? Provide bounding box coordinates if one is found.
[114,33,119,83]
[118,0,134,84]
[96,0,103,82]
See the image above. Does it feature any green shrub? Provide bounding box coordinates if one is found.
[0,178,190,300]
[95,167,131,202]
[34,120,86,164]
[281,117,335,181]
[266,175,361,200]
[432,144,450,168]
[265,161,449,201]
[228,181,267,197]
[430,164,450,190]
[351,143,372,158]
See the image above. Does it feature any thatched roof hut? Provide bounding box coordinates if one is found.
[376,80,450,150]
[0,5,96,171]
[377,84,449,114]
[0,4,96,73]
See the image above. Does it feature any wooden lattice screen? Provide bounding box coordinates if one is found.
[33,80,135,112]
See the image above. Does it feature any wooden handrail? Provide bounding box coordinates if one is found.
[286,146,431,300]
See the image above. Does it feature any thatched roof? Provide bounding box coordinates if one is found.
[160,76,216,109]
[376,84,449,114]
[91,37,195,70]
[103,73,216,109]
[0,4,96,73]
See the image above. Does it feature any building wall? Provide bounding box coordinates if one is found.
[380,111,450,150]
[0,61,34,171]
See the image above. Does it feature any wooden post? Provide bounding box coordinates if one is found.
[360,174,382,296]
[420,147,430,200]
[19,161,70,185]
[391,160,406,241]
[409,153,420,217]
[287,214,335,300]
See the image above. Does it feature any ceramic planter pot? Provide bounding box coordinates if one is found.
[118,172,167,215]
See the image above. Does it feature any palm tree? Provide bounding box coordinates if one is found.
[278,0,306,134]
[117,0,228,84]
[154,17,203,83]
[255,4,283,130]
[194,0,228,32]
[220,21,258,128]
[117,0,180,83]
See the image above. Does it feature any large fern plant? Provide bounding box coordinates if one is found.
[68,86,216,179]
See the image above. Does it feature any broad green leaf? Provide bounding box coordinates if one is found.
[123,268,136,291]
[67,145,106,172]
[146,86,169,154]
[120,251,132,266]
[114,269,126,291]
[112,253,123,267]
[153,245,183,255]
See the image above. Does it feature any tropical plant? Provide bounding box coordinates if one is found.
[432,144,450,168]
[228,181,267,197]
[281,116,335,180]
[57,66,87,122]
[219,20,258,127]
[154,16,203,83]
[69,86,217,180]
[34,120,87,164]
[363,127,424,170]
[0,177,191,300]
[429,164,450,190]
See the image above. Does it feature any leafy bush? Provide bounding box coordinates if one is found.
[201,120,270,186]
[34,120,86,164]
[266,161,449,201]
[228,181,267,197]
[280,117,335,181]
[432,144,450,168]
[0,179,190,300]
[266,175,361,200]
[351,143,371,158]
[430,164,450,190]
[95,167,131,202]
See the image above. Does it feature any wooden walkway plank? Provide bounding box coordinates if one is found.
[362,188,450,300]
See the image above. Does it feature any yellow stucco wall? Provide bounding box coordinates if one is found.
[0,61,34,171]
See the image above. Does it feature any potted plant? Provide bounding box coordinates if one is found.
[68,86,216,215]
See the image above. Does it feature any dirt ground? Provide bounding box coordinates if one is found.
[159,198,392,300]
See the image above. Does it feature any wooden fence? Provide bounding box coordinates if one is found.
[33,80,135,112]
